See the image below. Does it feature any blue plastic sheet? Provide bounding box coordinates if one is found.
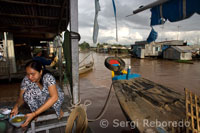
[150,0,200,26]
[147,28,158,43]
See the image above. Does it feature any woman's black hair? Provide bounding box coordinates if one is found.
[25,60,51,85]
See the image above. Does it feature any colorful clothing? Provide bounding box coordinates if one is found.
[21,73,64,116]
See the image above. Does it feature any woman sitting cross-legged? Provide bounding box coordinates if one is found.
[10,60,64,127]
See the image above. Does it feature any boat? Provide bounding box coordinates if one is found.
[104,57,185,132]
[79,61,94,75]
[112,77,185,132]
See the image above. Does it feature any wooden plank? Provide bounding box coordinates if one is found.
[185,88,189,133]
[184,88,200,132]
[27,120,68,133]
[195,95,199,131]
[190,91,194,130]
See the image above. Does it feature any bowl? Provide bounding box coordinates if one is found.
[0,108,11,115]
[2,109,11,115]
[9,114,26,127]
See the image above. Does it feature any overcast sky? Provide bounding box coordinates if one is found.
[78,0,200,46]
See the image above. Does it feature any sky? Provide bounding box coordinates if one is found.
[78,0,200,46]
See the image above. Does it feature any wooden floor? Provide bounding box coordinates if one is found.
[113,77,185,132]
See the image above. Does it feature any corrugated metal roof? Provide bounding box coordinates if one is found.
[0,0,69,41]
[171,46,194,53]
[189,45,200,49]
[156,40,184,45]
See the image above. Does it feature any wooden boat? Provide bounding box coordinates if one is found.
[79,61,94,75]
[112,77,185,132]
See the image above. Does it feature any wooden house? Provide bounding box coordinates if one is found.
[131,40,185,58]
[163,46,193,60]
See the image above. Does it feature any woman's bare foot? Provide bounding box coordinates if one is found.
[58,109,64,119]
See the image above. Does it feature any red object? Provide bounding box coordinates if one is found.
[109,60,120,65]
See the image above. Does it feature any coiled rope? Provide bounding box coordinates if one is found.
[65,83,114,133]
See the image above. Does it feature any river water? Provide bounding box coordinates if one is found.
[79,52,200,133]
[80,52,200,95]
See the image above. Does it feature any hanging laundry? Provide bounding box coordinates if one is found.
[146,27,158,43]
[93,0,101,44]
[112,0,118,42]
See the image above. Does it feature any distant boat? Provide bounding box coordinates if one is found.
[49,60,94,77]
[79,61,94,75]
[79,53,94,75]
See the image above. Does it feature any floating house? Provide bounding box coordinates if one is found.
[131,40,185,58]
[163,46,193,60]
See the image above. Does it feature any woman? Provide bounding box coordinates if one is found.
[10,60,64,127]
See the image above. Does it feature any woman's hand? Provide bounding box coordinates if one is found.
[21,112,36,127]
[10,106,19,118]
[10,90,25,118]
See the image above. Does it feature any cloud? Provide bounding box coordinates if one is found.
[79,0,200,45]
[160,31,200,44]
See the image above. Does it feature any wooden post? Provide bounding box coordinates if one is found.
[57,36,63,88]
[70,0,80,105]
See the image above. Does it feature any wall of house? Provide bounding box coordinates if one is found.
[132,43,163,58]
[144,43,162,56]
[136,48,145,58]
[180,52,192,60]
[132,45,145,57]
[163,48,180,60]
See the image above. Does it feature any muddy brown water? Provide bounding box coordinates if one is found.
[0,52,200,132]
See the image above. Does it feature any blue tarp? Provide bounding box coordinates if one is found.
[147,28,158,43]
[150,0,200,26]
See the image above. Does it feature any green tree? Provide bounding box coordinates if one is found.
[79,41,90,50]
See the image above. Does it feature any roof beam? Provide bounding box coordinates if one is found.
[0,24,64,29]
[13,33,55,40]
[0,0,63,8]
[30,0,38,26]
[0,24,50,28]
[0,13,68,20]
[0,24,66,32]
[0,27,58,34]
